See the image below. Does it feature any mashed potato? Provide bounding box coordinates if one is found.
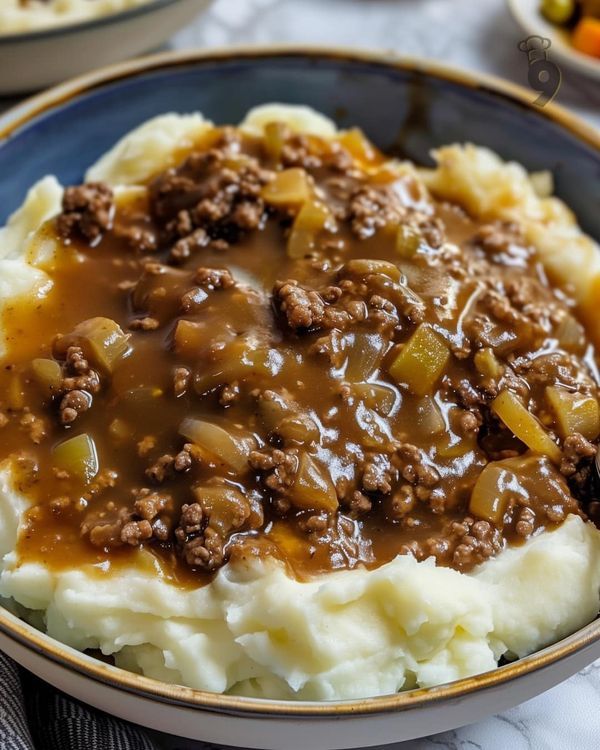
[1,105,599,701]
[0,0,151,34]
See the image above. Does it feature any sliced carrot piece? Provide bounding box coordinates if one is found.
[572,17,600,58]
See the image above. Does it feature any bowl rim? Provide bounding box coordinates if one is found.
[0,44,599,718]
[0,0,184,45]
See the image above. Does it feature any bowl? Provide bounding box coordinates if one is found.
[0,0,212,95]
[508,0,600,81]
[0,47,598,749]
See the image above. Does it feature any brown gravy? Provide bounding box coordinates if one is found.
[1,124,598,586]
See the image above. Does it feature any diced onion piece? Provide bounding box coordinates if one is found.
[555,314,586,351]
[263,121,288,162]
[287,199,333,259]
[54,317,129,373]
[52,433,98,483]
[173,320,207,358]
[388,324,450,396]
[345,332,387,381]
[290,453,338,513]
[352,383,397,417]
[31,358,62,397]
[337,128,380,165]
[180,418,256,474]
[261,168,310,206]
[416,396,445,436]
[194,337,282,394]
[436,434,476,459]
[396,225,422,258]
[6,374,25,410]
[546,387,600,441]
[192,484,254,536]
[108,418,133,442]
[343,259,401,282]
[277,414,320,445]
[474,348,503,379]
[492,390,562,464]
[469,462,513,526]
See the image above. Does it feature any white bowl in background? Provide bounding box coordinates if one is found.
[0,0,212,94]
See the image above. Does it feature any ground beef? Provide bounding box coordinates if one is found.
[136,435,156,458]
[174,484,252,571]
[19,410,46,444]
[273,280,364,333]
[60,346,102,394]
[560,433,597,496]
[121,519,153,546]
[150,140,273,250]
[57,182,114,244]
[128,316,160,331]
[219,381,240,406]
[249,448,299,514]
[194,267,235,289]
[146,446,195,484]
[361,453,394,495]
[399,516,503,571]
[81,505,132,548]
[59,389,90,425]
[173,366,191,397]
[348,186,403,239]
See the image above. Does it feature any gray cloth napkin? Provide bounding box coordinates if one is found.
[0,651,157,750]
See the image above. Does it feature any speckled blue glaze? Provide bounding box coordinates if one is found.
[0,51,598,238]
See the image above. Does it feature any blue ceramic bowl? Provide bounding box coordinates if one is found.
[0,48,598,237]
[0,49,599,749]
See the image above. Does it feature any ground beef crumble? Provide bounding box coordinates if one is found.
[57,182,114,244]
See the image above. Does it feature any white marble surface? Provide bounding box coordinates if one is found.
[2,1,599,748]
[165,1,600,748]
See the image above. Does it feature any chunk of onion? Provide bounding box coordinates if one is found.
[173,320,208,359]
[289,453,338,513]
[261,168,311,206]
[555,314,586,351]
[474,348,503,380]
[396,225,422,258]
[345,332,387,382]
[351,383,397,417]
[469,461,514,526]
[263,121,288,162]
[337,128,380,164]
[192,484,256,536]
[54,317,129,373]
[492,390,562,464]
[180,418,256,474]
[416,395,445,436]
[6,373,25,410]
[546,386,600,441]
[343,259,401,283]
[52,433,98,483]
[31,358,62,398]
[388,324,450,396]
[287,199,334,259]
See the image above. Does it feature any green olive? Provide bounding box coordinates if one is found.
[541,0,576,25]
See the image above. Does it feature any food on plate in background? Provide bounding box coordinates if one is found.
[540,0,600,57]
[0,0,152,34]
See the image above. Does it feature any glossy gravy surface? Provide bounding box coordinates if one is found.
[1,125,598,586]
